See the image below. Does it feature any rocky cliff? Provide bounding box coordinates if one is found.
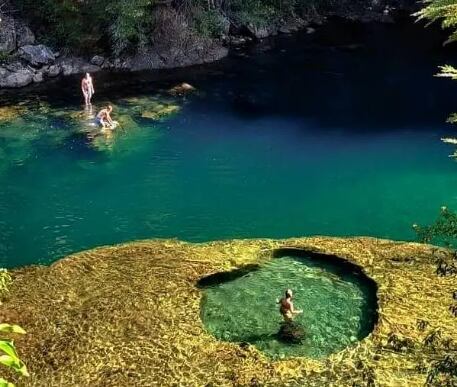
[0,0,418,88]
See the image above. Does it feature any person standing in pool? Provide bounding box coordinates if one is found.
[96,105,114,129]
[278,289,302,322]
[81,73,95,105]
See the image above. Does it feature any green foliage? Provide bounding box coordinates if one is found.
[436,64,457,80]
[0,270,28,387]
[15,0,156,54]
[14,0,353,53]
[415,0,457,44]
[15,0,101,51]
[230,0,277,27]
[434,65,457,156]
[0,325,29,386]
[105,0,156,55]
[413,206,457,246]
[0,270,11,298]
[193,8,227,38]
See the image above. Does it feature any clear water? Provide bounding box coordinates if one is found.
[200,255,377,359]
[1,20,457,267]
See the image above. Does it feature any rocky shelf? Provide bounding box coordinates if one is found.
[1,236,456,385]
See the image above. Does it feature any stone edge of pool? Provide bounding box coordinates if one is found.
[1,236,455,386]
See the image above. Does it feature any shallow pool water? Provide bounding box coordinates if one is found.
[200,255,377,359]
[1,20,457,267]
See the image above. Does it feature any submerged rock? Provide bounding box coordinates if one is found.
[0,105,25,121]
[168,82,196,95]
[141,104,180,120]
[277,321,306,344]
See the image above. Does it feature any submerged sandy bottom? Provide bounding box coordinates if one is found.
[1,237,456,386]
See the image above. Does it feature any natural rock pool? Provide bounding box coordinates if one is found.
[1,20,457,267]
[200,253,378,359]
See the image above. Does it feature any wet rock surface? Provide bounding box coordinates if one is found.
[19,44,55,66]
[277,321,306,344]
[0,0,418,88]
[0,68,33,88]
[1,237,455,386]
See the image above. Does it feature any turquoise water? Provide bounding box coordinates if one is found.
[1,20,457,267]
[200,255,377,359]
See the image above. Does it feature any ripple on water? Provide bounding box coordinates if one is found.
[200,255,378,359]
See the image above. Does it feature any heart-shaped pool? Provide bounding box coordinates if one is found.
[200,251,378,359]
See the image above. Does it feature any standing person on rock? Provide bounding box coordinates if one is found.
[81,73,95,105]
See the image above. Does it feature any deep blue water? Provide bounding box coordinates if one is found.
[1,19,457,267]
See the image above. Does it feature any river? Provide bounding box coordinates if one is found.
[1,18,456,267]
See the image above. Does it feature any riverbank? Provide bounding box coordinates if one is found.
[1,237,455,385]
[0,0,418,88]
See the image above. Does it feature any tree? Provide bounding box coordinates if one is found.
[415,0,457,44]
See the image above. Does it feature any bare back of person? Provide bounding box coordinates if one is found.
[278,289,303,322]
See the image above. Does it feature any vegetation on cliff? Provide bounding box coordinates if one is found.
[12,0,381,55]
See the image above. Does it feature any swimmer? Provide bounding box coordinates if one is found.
[96,105,115,129]
[81,73,95,105]
[278,289,302,322]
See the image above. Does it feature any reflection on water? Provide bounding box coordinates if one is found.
[1,20,457,267]
[201,256,377,359]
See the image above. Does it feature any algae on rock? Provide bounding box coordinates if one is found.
[1,237,455,386]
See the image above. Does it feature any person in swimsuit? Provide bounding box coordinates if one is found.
[278,289,302,322]
[96,105,114,129]
[81,73,95,105]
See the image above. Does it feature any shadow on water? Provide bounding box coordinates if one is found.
[198,264,262,288]
[0,18,456,132]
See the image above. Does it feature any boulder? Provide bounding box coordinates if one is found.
[47,64,61,78]
[0,69,34,88]
[19,45,55,66]
[279,17,307,34]
[230,36,248,46]
[60,58,100,75]
[33,72,44,83]
[246,23,277,39]
[80,63,100,73]
[306,27,316,34]
[16,23,35,47]
[0,16,16,54]
[168,82,195,95]
[61,61,77,76]
[0,66,9,78]
[90,55,105,67]
[277,321,305,344]
[4,61,26,72]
